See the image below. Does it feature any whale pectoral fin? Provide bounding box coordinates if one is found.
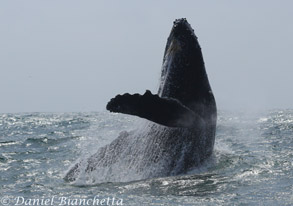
[106,90,203,128]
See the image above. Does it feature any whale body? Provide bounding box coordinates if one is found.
[64,18,217,183]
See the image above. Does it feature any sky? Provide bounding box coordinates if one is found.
[0,1,292,113]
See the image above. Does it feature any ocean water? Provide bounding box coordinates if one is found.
[0,110,292,206]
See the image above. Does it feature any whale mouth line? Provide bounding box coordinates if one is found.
[166,39,181,56]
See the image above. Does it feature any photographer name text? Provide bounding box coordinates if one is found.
[1,196,123,206]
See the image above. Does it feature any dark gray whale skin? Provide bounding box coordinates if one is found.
[64,18,217,183]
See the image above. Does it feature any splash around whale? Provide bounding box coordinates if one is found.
[64,18,217,183]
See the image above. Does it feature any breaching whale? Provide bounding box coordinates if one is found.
[64,18,217,183]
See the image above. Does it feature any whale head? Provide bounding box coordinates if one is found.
[158,18,213,111]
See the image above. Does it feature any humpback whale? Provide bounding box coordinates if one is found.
[64,18,217,183]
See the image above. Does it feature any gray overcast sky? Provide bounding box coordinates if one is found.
[0,1,292,113]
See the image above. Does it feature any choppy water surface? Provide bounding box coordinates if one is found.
[0,110,292,205]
